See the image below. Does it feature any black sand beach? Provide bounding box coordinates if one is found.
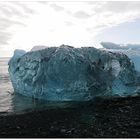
[1,96,140,138]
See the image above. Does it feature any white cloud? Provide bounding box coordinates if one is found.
[1,1,140,57]
[50,3,65,11]
[73,11,92,19]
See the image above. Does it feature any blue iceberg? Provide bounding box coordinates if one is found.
[8,45,140,101]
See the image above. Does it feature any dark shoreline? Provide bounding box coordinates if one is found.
[1,96,140,138]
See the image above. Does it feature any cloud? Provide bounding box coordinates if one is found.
[14,2,36,14]
[0,31,12,45]
[50,3,64,11]
[64,21,74,26]
[101,1,140,13]
[0,2,38,48]
[1,1,140,57]
[73,11,92,19]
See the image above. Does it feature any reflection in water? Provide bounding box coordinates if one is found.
[11,93,83,113]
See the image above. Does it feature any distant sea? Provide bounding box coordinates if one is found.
[0,57,79,114]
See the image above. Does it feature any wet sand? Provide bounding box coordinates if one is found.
[0,96,140,138]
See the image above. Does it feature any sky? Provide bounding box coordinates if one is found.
[1,1,140,57]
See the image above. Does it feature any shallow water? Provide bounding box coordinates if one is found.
[0,57,82,114]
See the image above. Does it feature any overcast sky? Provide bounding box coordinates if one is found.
[1,1,140,57]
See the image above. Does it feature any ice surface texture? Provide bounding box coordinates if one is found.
[8,45,139,101]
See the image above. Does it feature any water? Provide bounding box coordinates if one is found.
[0,57,81,114]
[0,57,13,113]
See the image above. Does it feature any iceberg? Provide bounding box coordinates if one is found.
[31,45,48,52]
[101,42,140,50]
[101,42,140,73]
[8,45,139,101]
